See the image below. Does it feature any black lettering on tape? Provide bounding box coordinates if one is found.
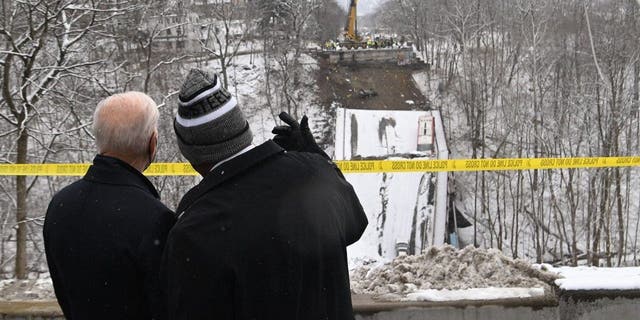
[359,162,374,170]
[465,160,480,169]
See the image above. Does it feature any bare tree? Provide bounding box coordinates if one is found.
[381,0,640,265]
[196,0,255,88]
[0,0,122,279]
[261,0,321,118]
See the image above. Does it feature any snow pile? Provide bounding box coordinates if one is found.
[350,245,559,301]
[405,287,546,302]
[537,265,640,291]
[0,278,55,300]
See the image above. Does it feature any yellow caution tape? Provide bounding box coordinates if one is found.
[0,163,198,177]
[0,164,93,177]
[1,156,640,176]
[334,157,640,173]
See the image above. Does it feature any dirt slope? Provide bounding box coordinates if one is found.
[316,58,428,111]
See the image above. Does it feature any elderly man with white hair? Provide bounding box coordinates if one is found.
[44,92,175,320]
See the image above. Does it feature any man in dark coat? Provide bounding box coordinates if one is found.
[164,69,368,319]
[44,92,176,320]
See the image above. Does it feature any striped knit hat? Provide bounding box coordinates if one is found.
[174,69,253,166]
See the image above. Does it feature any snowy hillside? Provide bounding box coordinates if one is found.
[206,53,326,144]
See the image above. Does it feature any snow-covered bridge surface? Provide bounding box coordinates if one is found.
[335,108,448,263]
[334,108,437,161]
[345,171,436,261]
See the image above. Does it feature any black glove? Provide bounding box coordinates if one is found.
[272,112,330,159]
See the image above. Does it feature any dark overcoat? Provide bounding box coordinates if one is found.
[44,155,176,320]
[163,140,368,320]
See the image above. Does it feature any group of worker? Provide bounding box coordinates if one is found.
[324,35,407,50]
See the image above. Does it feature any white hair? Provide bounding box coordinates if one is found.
[93,92,159,158]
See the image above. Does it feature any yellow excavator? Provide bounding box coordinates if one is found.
[341,0,367,49]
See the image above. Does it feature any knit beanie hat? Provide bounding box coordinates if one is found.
[174,69,253,166]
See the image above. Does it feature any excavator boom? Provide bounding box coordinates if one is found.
[344,0,359,41]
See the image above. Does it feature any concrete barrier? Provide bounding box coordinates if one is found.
[1,291,639,319]
[0,301,62,320]
[353,291,640,320]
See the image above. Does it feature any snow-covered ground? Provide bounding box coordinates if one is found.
[0,277,54,300]
[206,52,325,145]
[538,265,640,291]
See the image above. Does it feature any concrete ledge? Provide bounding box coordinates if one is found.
[0,301,62,317]
[559,289,640,300]
[1,295,558,317]
[352,294,558,314]
[1,291,639,320]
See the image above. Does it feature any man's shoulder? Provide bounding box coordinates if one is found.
[49,177,173,218]
[120,186,175,223]
[54,177,162,204]
[49,178,87,204]
[45,179,88,232]
[275,150,334,169]
[274,151,339,177]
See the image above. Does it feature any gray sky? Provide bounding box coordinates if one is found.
[338,0,387,16]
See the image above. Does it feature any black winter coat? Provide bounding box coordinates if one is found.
[44,155,176,320]
[162,141,368,320]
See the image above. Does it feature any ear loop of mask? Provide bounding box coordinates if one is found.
[143,133,157,172]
